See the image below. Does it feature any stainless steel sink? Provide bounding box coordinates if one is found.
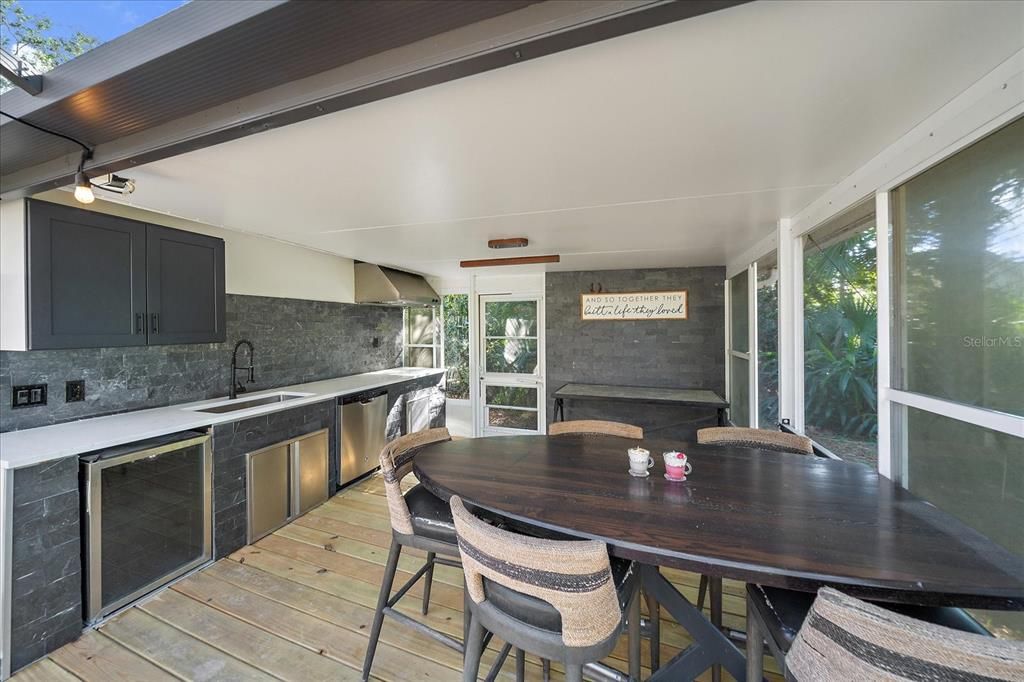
[191,393,306,414]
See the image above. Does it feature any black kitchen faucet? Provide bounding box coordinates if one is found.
[230,339,255,399]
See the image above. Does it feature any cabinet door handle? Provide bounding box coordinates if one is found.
[135,313,144,334]
[151,313,160,334]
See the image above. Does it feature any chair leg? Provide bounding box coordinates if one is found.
[746,594,765,682]
[515,648,525,682]
[710,576,723,682]
[628,585,641,681]
[644,586,661,672]
[463,614,486,682]
[542,659,551,681]
[463,574,471,648]
[697,574,709,612]
[422,551,436,615]
[564,664,584,682]
[362,540,402,681]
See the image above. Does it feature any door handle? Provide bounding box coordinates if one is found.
[151,313,160,334]
[135,313,144,334]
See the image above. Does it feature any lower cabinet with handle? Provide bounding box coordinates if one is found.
[246,428,329,543]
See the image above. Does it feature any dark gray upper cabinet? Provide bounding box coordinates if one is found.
[28,200,148,349]
[26,200,225,349]
[146,224,226,344]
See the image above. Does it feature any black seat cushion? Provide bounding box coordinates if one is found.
[404,484,456,544]
[483,557,638,633]
[748,584,992,655]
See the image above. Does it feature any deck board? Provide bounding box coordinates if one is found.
[100,607,275,681]
[48,630,178,682]
[12,473,782,682]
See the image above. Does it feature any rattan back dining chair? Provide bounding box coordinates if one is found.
[362,427,464,681]
[451,495,642,682]
[696,426,813,454]
[548,419,643,439]
[692,425,815,664]
[784,587,1024,680]
[745,583,996,681]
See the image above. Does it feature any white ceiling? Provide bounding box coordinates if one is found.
[108,0,1023,279]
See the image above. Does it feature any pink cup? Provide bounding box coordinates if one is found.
[663,451,692,481]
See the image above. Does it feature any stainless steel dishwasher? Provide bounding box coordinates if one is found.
[339,389,387,486]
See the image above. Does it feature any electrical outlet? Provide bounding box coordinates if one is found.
[12,384,47,408]
[66,380,86,403]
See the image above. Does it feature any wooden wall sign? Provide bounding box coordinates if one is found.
[580,290,688,321]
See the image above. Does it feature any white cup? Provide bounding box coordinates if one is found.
[628,447,654,476]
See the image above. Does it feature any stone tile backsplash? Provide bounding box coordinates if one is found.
[545,267,725,440]
[0,294,403,432]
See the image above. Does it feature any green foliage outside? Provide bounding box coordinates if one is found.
[803,229,879,442]
[758,228,879,454]
[1,0,98,92]
[482,300,538,376]
[442,294,470,399]
[756,273,779,426]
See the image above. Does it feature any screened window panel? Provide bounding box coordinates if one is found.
[899,405,1024,639]
[442,294,470,400]
[892,117,1024,417]
[484,301,537,337]
[406,347,434,368]
[757,259,779,427]
[803,222,878,466]
[729,270,749,353]
[405,306,436,345]
[729,355,749,427]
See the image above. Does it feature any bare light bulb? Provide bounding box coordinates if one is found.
[74,170,94,204]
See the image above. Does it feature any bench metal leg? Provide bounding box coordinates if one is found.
[515,648,526,682]
[697,574,709,612]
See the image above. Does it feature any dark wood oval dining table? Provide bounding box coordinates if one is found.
[414,434,1024,681]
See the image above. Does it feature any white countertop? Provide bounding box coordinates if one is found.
[0,367,445,470]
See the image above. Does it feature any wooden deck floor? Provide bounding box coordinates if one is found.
[13,475,782,681]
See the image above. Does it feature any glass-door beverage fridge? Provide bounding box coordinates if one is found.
[81,430,212,622]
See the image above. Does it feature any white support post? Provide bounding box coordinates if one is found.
[723,278,732,421]
[748,262,759,429]
[777,218,804,433]
[468,276,481,437]
[875,191,893,479]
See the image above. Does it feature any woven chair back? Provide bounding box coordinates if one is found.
[450,495,621,648]
[697,426,813,455]
[379,427,451,535]
[549,420,643,439]
[788,588,1024,681]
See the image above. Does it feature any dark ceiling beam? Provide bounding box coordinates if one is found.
[1,0,747,199]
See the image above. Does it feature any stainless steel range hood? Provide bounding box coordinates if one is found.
[354,263,440,307]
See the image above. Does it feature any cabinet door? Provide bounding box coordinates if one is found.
[146,224,225,345]
[247,444,290,543]
[292,430,329,516]
[27,200,147,349]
